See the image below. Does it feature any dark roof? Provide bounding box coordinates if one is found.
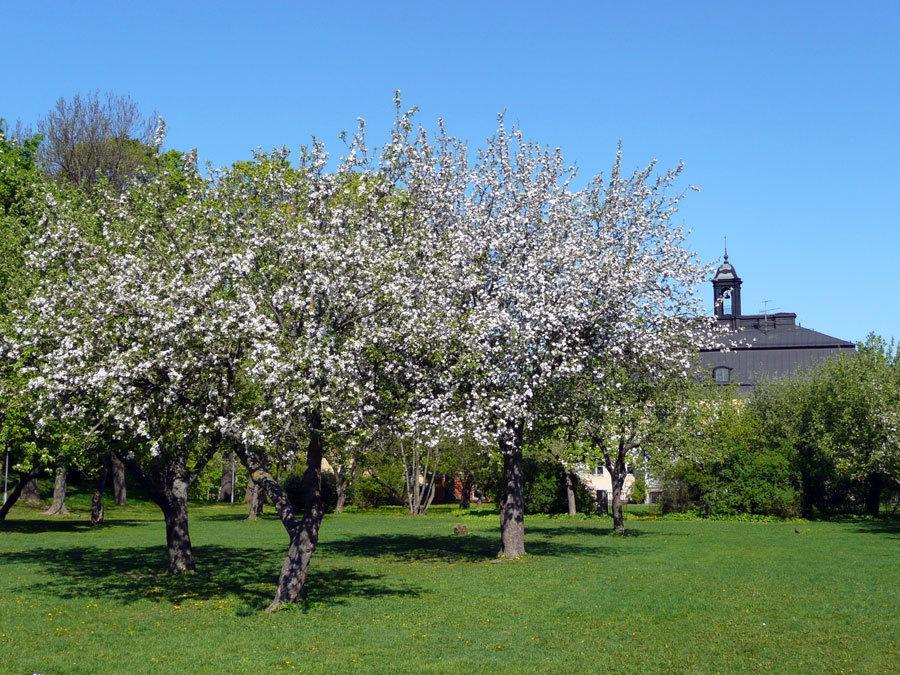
[713,260,740,282]
[700,315,855,394]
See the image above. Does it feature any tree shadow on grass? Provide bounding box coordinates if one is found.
[193,512,279,523]
[0,544,420,613]
[800,514,900,537]
[0,518,147,534]
[526,524,649,538]
[322,531,628,564]
[850,517,900,537]
[457,509,500,517]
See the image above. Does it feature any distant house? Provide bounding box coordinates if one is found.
[580,251,857,505]
[699,251,855,395]
[580,463,636,509]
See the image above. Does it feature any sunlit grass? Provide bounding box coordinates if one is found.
[0,498,896,672]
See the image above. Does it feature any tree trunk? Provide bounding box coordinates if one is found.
[865,472,883,516]
[0,469,42,521]
[268,410,326,611]
[162,478,195,574]
[111,455,128,506]
[218,452,235,502]
[498,421,526,559]
[44,461,69,515]
[334,465,349,514]
[111,443,220,575]
[609,466,626,533]
[20,477,42,506]
[565,470,578,516]
[460,473,473,509]
[90,458,109,527]
[246,477,265,519]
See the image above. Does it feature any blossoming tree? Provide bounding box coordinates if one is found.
[210,105,469,609]
[551,153,721,532]
[12,140,246,572]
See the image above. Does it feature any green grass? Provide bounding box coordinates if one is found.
[0,496,897,673]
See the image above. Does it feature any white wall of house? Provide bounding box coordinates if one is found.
[577,465,636,502]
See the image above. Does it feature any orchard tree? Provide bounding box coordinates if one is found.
[810,335,898,514]
[11,131,246,571]
[442,118,602,557]
[216,103,468,609]
[0,125,88,520]
[453,136,719,541]
[557,152,721,531]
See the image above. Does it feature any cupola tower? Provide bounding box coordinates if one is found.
[712,246,742,319]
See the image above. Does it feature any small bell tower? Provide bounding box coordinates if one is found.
[712,244,741,319]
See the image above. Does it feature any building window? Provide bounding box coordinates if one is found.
[713,366,731,384]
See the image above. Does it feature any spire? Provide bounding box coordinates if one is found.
[724,236,728,262]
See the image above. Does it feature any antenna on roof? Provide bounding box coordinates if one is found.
[759,300,781,334]
[759,300,781,315]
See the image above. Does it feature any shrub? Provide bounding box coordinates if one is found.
[524,461,560,514]
[706,446,800,518]
[283,471,338,514]
[348,475,397,510]
[630,477,647,505]
[661,448,800,518]
[492,456,594,514]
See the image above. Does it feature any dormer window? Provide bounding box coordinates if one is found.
[713,366,731,384]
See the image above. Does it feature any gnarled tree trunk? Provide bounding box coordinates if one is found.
[608,460,627,533]
[218,452,235,502]
[44,461,69,515]
[865,472,883,516]
[498,420,525,559]
[246,477,265,519]
[334,462,352,514]
[565,470,578,516]
[0,468,42,521]
[90,456,109,527]
[20,477,42,506]
[111,455,128,506]
[267,411,326,611]
[460,473,474,509]
[114,445,220,575]
[161,477,194,573]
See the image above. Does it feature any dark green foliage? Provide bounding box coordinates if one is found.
[630,476,647,505]
[751,335,899,515]
[348,475,399,510]
[283,472,338,514]
[0,122,42,216]
[664,447,800,518]
[660,337,897,518]
[659,388,801,517]
[187,453,249,502]
[492,456,594,514]
[523,458,561,514]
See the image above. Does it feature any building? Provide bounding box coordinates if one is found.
[578,251,856,507]
[581,464,636,508]
[699,251,855,395]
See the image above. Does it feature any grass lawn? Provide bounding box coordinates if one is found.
[0,496,897,673]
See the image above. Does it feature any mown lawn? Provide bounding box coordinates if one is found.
[0,497,897,673]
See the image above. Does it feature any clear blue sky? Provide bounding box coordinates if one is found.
[4,2,898,342]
